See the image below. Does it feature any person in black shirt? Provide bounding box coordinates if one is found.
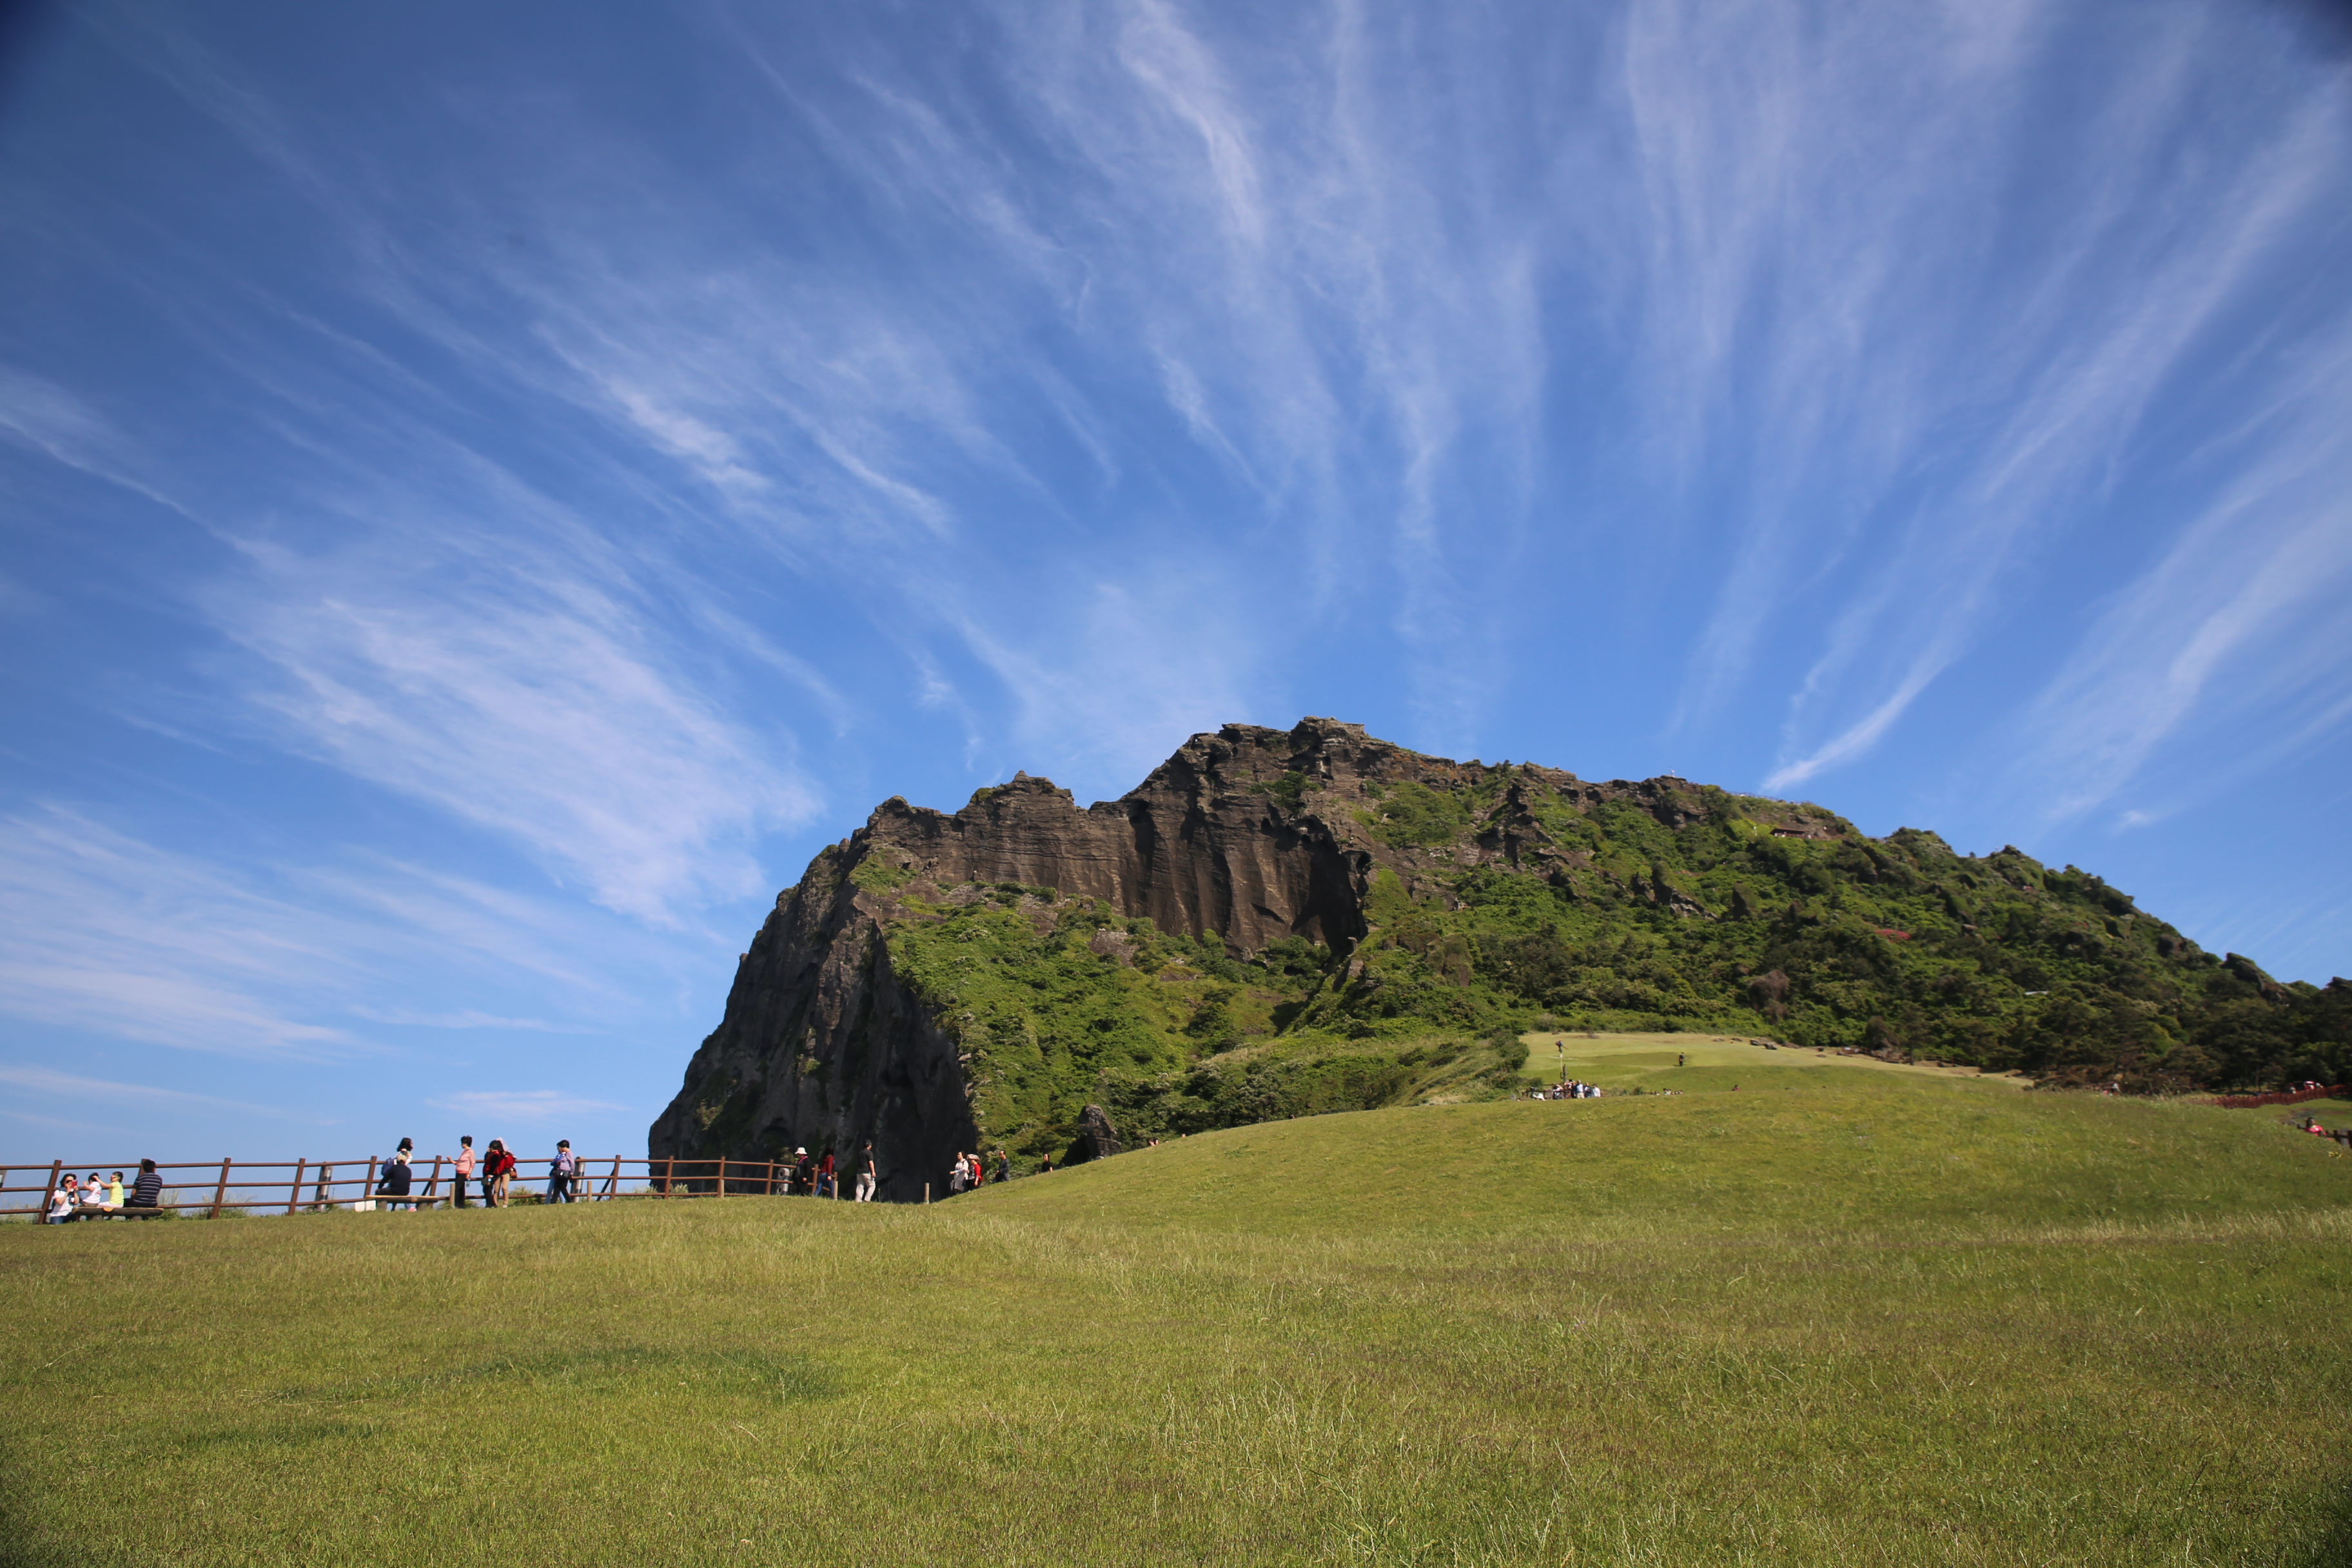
[126,1159,164,1217]
[378,1142,415,1211]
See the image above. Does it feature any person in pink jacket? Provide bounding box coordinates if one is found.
[451,1135,476,1208]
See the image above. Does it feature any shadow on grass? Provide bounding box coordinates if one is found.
[2293,1476,2352,1568]
[268,1345,841,1407]
[0,1437,124,1568]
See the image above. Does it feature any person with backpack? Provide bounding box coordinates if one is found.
[855,1141,877,1202]
[547,1140,578,1203]
[452,1135,476,1208]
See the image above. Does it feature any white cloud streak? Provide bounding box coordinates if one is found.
[12,0,2351,921]
[427,1089,629,1123]
[0,1064,313,1121]
[0,807,678,1060]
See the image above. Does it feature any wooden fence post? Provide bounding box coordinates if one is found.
[362,1155,378,1211]
[41,1160,62,1222]
[314,1164,331,1211]
[287,1159,307,1216]
[662,1156,674,1198]
[426,1155,443,1206]
[210,1158,231,1219]
[607,1155,619,1200]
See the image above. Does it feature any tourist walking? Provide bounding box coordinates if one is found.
[815,1148,836,1199]
[792,1146,817,1195]
[452,1135,475,1208]
[993,1148,1010,1184]
[855,1141,877,1202]
[547,1141,577,1203]
[947,1154,970,1195]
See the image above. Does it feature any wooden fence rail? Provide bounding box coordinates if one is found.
[2,1155,854,1220]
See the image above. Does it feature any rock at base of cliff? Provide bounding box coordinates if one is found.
[1063,1104,1125,1167]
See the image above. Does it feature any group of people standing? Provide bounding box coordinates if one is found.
[1531,1081,1603,1101]
[373,1136,575,1210]
[945,1148,1010,1194]
[764,1142,880,1200]
[44,1161,164,1222]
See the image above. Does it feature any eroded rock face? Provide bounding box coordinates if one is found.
[1064,1104,1124,1166]
[651,719,1389,1196]
[649,717,1715,1196]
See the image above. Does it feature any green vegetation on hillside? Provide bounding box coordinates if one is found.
[882,887,1527,1166]
[6,1065,2348,1565]
[875,768,2347,1167]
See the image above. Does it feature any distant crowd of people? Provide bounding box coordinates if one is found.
[750,1142,881,1200]
[1531,1081,1603,1101]
[945,1147,1012,1194]
[369,1135,545,1210]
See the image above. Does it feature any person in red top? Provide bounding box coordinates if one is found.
[484,1139,518,1207]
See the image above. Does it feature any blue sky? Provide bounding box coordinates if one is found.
[3,0,2349,1167]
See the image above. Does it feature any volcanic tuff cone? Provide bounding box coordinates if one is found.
[650,719,2348,1199]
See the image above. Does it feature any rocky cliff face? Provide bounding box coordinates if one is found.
[652,716,2347,1193]
[649,717,1628,1196]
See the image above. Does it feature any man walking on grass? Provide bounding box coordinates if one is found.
[855,1141,877,1202]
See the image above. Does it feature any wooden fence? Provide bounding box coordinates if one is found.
[2209,1084,2347,1110]
[3,1155,858,1221]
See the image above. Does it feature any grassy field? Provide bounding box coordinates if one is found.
[5,1043,2349,1565]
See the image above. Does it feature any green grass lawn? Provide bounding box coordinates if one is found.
[6,1052,2349,1565]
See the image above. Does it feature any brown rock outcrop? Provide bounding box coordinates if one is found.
[648,718,1718,1198]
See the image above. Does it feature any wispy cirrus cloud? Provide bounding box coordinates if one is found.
[0,1064,320,1122]
[427,1089,629,1123]
[0,808,362,1058]
[1609,0,2352,798]
[0,807,679,1061]
[215,531,814,926]
[2010,328,2352,822]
